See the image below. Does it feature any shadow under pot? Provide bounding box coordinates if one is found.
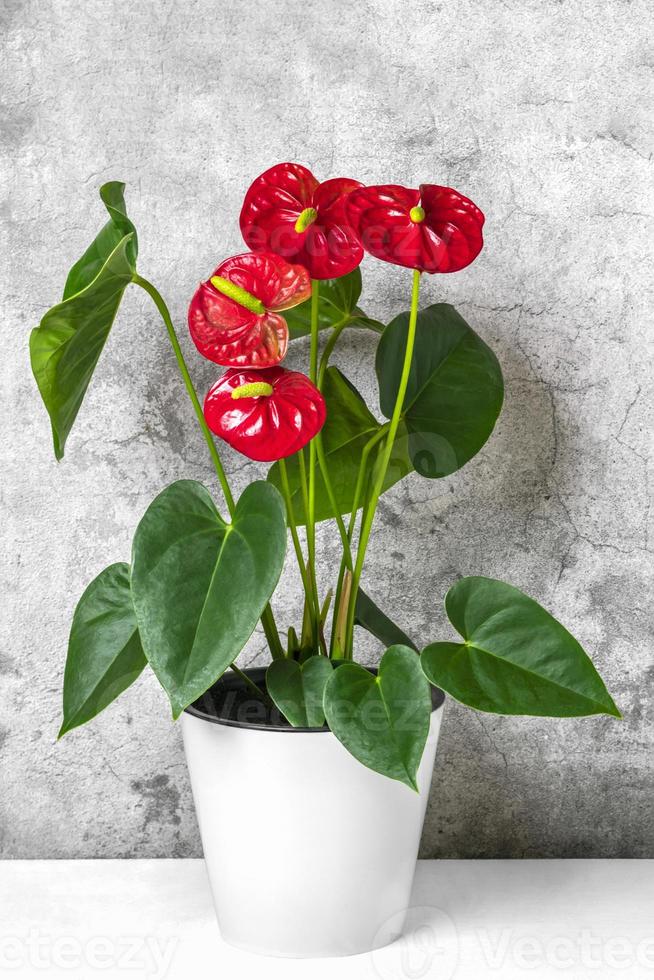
[182,666,446,958]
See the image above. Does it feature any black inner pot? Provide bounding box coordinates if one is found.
[185,666,445,732]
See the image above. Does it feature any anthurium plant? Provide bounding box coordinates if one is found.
[31,165,621,790]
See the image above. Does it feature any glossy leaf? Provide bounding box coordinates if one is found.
[421,577,621,717]
[268,367,411,523]
[30,182,138,459]
[131,480,287,718]
[323,645,432,789]
[266,655,333,727]
[376,303,503,478]
[285,268,383,339]
[354,588,417,651]
[59,563,146,737]
[63,182,138,299]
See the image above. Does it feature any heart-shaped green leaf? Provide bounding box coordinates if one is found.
[421,577,621,717]
[59,563,147,737]
[266,655,333,727]
[285,268,383,339]
[30,182,138,459]
[354,588,417,651]
[131,480,287,718]
[323,645,432,789]
[376,304,504,478]
[268,367,411,523]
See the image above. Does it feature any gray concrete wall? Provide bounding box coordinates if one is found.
[2,0,652,859]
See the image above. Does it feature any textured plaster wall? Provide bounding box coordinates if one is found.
[1,0,653,860]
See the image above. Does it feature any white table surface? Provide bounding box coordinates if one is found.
[1,859,653,979]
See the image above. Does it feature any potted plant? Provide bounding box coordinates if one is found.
[31,165,620,959]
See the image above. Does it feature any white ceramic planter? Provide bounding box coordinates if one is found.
[182,668,445,958]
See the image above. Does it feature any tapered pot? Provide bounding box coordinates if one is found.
[182,668,445,958]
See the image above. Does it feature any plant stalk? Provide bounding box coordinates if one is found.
[301,282,323,649]
[315,433,353,569]
[279,458,313,598]
[133,274,235,515]
[307,280,320,575]
[317,317,348,387]
[229,663,273,706]
[329,424,388,656]
[344,269,422,655]
[133,274,284,660]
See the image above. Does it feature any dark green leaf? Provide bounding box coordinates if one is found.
[376,303,504,478]
[347,310,385,333]
[30,182,138,459]
[421,576,621,717]
[63,182,138,299]
[354,588,417,651]
[268,367,411,524]
[131,480,287,718]
[285,268,383,339]
[59,563,146,737]
[323,645,432,789]
[266,656,333,727]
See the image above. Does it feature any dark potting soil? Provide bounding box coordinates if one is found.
[187,667,312,730]
[185,666,444,732]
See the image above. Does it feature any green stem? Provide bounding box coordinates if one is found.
[317,316,348,387]
[309,279,320,384]
[313,305,354,570]
[298,448,310,524]
[307,281,319,572]
[315,433,353,569]
[133,275,235,516]
[344,269,422,656]
[346,426,389,540]
[260,605,284,660]
[279,458,312,598]
[329,425,388,657]
[297,449,320,627]
[229,663,273,705]
[296,282,322,648]
[134,274,283,660]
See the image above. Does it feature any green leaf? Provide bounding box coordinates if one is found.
[376,303,504,478]
[347,311,385,333]
[285,268,383,339]
[421,576,621,717]
[266,655,333,727]
[268,367,411,524]
[63,182,138,299]
[30,182,138,459]
[131,480,287,718]
[59,563,146,737]
[354,588,417,651]
[323,645,432,789]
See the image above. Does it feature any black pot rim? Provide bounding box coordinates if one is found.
[183,666,446,733]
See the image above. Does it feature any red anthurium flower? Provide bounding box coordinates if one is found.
[188,252,311,368]
[239,163,363,280]
[204,366,326,462]
[345,184,484,274]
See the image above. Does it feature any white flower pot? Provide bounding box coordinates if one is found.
[182,668,445,958]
